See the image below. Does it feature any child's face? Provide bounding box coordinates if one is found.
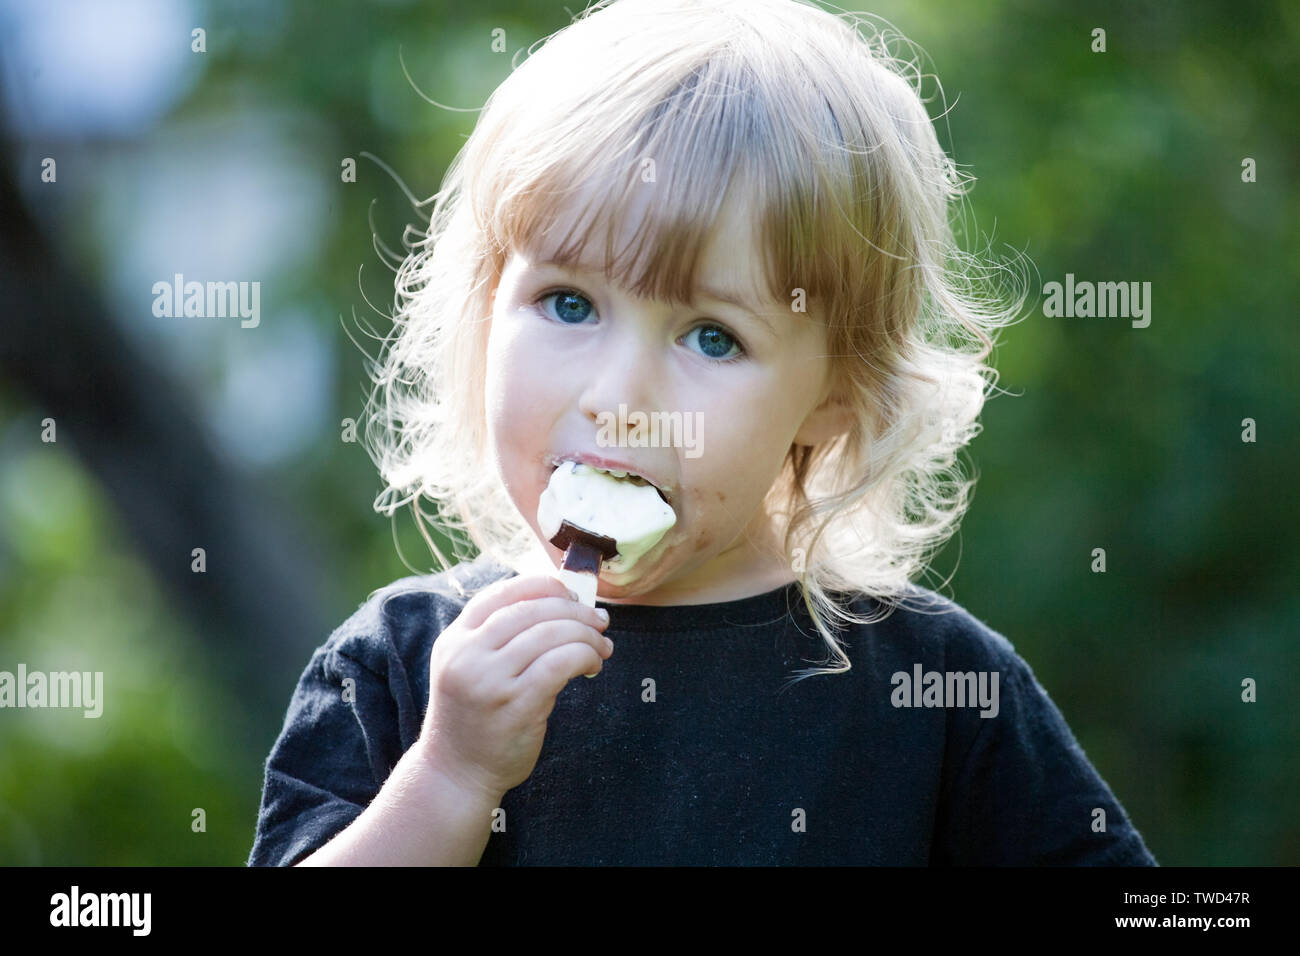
[484,186,850,605]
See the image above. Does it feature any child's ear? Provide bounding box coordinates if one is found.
[793,380,854,448]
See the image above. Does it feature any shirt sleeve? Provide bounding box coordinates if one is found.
[934,644,1158,866]
[246,641,398,866]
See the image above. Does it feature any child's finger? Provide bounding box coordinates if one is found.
[497,618,612,679]
[479,595,608,652]
[516,642,608,703]
[456,573,576,632]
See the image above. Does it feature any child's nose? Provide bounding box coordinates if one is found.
[576,326,662,423]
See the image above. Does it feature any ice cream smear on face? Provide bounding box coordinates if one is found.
[538,461,677,580]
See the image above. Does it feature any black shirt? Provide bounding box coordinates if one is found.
[248,554,1157,866]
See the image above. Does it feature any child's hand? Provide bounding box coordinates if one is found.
[416,574,613,800]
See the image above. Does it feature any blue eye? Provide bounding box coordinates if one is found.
[538,289,594,324]
[534,288,747,364]
[683,325,743,362]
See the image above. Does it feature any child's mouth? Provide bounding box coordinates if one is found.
[545,456,674,508]
[539,457,678,578]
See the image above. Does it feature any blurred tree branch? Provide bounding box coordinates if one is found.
[0,145,334,738]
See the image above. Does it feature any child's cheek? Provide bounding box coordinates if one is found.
[485,317,544,399]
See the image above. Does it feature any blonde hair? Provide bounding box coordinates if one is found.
[360,0,1027,685]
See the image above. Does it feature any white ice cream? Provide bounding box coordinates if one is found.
[538,461,677,575]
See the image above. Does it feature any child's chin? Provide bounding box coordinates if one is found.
[599,559,646,581]
[602,537,674,579]
[598,554,666,588]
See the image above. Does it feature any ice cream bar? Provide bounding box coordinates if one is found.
[549,520,619,607]
[538,460,677,605]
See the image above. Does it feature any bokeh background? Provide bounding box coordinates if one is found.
[0,0,1296,865]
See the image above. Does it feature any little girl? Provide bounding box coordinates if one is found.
[250,0,1156,865]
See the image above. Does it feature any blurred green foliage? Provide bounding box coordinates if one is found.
[0,0,1296,865]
